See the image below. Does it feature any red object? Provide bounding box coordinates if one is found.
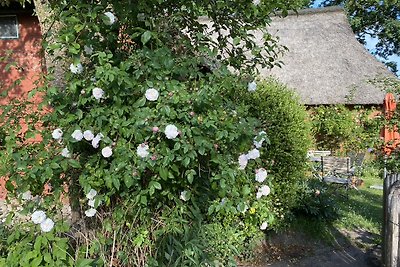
[381,93,400,155]
[0,12,43,200]
[0,13,43,104]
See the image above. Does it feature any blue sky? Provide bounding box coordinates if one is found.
[311,1,400,76]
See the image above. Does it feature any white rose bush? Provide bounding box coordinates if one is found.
[0,0,311,266]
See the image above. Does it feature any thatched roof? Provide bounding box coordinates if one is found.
[259,6,397,105]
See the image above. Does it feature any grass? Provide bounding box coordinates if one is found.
[291,161,384,247]
[332,164,383,235]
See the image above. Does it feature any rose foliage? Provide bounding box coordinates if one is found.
[0,0,310,266]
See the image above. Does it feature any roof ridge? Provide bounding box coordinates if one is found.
[283,6,344,17]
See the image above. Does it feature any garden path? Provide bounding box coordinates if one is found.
[240,228,381,267]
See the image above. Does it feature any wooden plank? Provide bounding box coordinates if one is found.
[321,156,351,176]
[383,175,400,267]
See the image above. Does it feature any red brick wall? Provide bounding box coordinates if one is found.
[0,13,43,200]
[0,13,43,104]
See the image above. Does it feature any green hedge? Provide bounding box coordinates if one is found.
[244,79,312,213]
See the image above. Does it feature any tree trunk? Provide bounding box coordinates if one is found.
[33,0,65,89]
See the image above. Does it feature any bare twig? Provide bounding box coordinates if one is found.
[110,230,117,267]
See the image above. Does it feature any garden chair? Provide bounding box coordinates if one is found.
[307,150,331,180]
[347,152,365,176]
[321,156,356,191]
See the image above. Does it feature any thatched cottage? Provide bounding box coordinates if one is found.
[261,6,397,106]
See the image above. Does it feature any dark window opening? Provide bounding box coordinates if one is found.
[0,15,19,39]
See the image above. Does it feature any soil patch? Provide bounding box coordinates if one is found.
[239,228,381,267]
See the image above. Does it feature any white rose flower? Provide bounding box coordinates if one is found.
[136,143,149,158]
[71,129,83,141]
[52,128,63,140]
[247,148,260,160]
[260,221,268,230]
[84,45,93,55]
[180,191,189,201]
[257,185,271,199]
[238,154,248,170]
[83,130,94,141]
[70,63,83,74]
[88,199,95,207]
[86,189,97,200]
[248,81,257,92]
[101,146,113,158]
[85,208,97,217]
[254,131,267,148]
[253,0,261,6]
[104,11,116,25]
[91,133,104,148]
[165,124,179,139]
[21,190,32,201]
[40,218,54,232]
[145,88,159,101]
[31,210,47,224]
[220,198,227,206]
[253,140,263,149]
[236,203,248,213]
[255,168,268,183]
[61,147,71,158]
[92,87,105,100]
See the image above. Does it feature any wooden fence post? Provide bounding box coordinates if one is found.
[383,174,400,267]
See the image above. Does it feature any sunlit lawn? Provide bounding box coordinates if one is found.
[332,165,383,236]
[292,162,384,246]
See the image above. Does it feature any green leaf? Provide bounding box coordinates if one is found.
[68,159,81,168]
[140,195,147,205]
[233,36,241,46]
[124,175,133,188]
[153,181,162,190]
[141,31,152,45]
[242,185,251,196]
[76,258,95,267]
[198,147,205,155]
[74,24,85,32]
[43,253,52,263]
[112,177,120,190]
[182,157,190,167]
[31,255,43,267]
[159,168,169,180]
[187,173,194,184]
[34,236,42,251]
[133,97,146,108]
[50,162,60,169]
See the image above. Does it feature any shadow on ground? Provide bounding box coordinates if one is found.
[239,227,381,267]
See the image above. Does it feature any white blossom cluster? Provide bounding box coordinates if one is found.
[104,11,116,25]
[31,210,55,233]
[248,81,257,92]
[180,190,189,201]
[237,130,271,231]
[70,63,83,74]
[84,189,98,217]
[52,128,111,158]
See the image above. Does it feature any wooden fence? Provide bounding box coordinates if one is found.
[383,173,400,267]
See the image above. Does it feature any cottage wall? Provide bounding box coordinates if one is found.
[0,13,43,104]
[0,12,43,200]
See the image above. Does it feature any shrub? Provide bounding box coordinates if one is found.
[0,1,312,266]
[242,79,313,214]
[310,105,380,153]
[293,179,339,221]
